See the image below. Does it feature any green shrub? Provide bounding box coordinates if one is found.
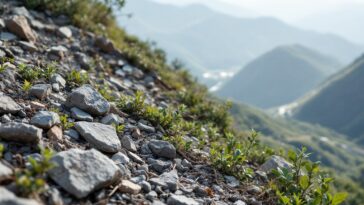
[67,70,89,86]
[22,80,32,92]
[16,148,55,197]
[271,147,348,205]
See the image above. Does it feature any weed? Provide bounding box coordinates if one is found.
[0,143,4,158]
[18,64,41,82]
[22,80,32,92]
[16,148,55,197]
[60,114,75,130]
[67,69,89,86]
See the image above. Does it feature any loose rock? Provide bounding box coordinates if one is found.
[71,107,93,122]
[148,140,176,159]
[29,84,51,100]
[74,121,121,153]
[119,180,141,194]
[0,92,21,114]
[121,135,137,152]
[0,122,42,143]
[259,155,292,173]
[68,85,110,116]
[5,15,37,42]
[149,170,178,192]
[49,149,120,199]
[30,111,60,129]
[167,195,199,205]
[0,187,40,205]
[0,161,12,182]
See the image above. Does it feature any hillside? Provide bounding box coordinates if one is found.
[217,45,341,108]
[119,0,362,79]
[290,54,364,145]
[0,0,360,205]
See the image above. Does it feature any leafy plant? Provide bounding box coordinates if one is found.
[16,148,55,197]
[60,114,74,130]
[43,63,57,80]
[0,143,4,158]
[18,64,42,82]
[67,69,89,86]
[22,80,32,92]
[112,123,125,133]
[98,84,116,101]
[271,147,348,205]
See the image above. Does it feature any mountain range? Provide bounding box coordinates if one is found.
[118,0,362,81]
[216,45,342,108]
[288,54,364,145]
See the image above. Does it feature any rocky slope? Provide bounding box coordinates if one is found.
[0,1,293,205]
[217,45,341,108]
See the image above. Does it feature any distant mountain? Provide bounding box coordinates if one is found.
[216,45,342,108]
[289,54,364,145]
[118,0,362,79]
[297,4,364,44]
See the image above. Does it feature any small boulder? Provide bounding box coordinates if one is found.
[48,149,120,199]
[101,113,121,125]
[68,85,110,116]
[57,26,72,38]
[30,111,60,129]
[148,140,176,159]
[5,15,37,42]
[259,155,292,173]
[29,84,51,100]
[0,122,42,143]
[47,126,63,142]
[149,170,178,192]
[50,74,66,88]
[0,92,21,114]
[74,121,121,153]
[121,135,137,152]
[95,36,115,53]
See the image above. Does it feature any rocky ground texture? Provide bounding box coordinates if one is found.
[0,1,290,204]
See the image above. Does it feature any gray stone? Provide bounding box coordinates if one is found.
[57,26,72,38]
[148,140,176,159]
[128,151,144,164]
[224,176,240,188]
[0,19,4,28]
[30,111,60,129]
[95,36,115,53]
[0,122,42,143]
[193,186,208,197]
[0,187,40,205]
[146,191,158,201]
[29,84,51,100]
[48,46,67,60]
[148,158,172,173]
[49,149,120,199]
[74,121,121,153]
[149,170,178,192]
[68,85,110,116]
[71,107,93,122]
[5,15,37,42]
[50,74,66,88]
[18,41,37,52]
[259,155,292,173]
[140,181,152,193]
[0,161,12,182]
[121,135,137,152]
[0,92,21,114]
[11,7,31,18]
[167,195,198,205]
[101,113,121,125]
[64,129,79,140]
[234,200,247,205]
[52,83,60,92]
[0,32,17,41]
[111,152,130,165]
[138,122,155,133]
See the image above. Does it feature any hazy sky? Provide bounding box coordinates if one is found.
[154,0,364,22]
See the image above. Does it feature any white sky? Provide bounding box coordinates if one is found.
[154,0,364,22]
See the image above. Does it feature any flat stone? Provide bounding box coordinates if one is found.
[148,140,176,159]
[29,84,51,100]
[0,187,40,205]
[18,41,37,52]
[5,15,37,42]
[0,162,12,182]
[128,151,144,164]
[0,92,21,114]
[74,121,121,153]
[49,149,120,199]
[68,85,110,116]
[167,194,198,205]
[119,180,141,194]
[30,111,60,129]
[111,152,130,165]
[148,158,172,173]
[121,135,137,152]
[0,122,42,143]
[138,122,155,133]
[0,32,17,41]
[71,107,93,122]
[57,26,72,38]
[50,74,66,88]
[101,113,121,125]
[259,155,292,173]
[149,170,178,192]
[64,129,79,140]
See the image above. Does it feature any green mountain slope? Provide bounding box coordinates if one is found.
[118,0,362,78]
[291,55,364,145]
[217,45,341,108]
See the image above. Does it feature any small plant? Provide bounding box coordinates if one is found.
[67,69,89,86]
[18,64,42,81]
[112,123,125,133]
[22,80,32,92]
[98,84,116,101]
[43,63,57,80]
[271,147,348,205]
[0,143,4,158]
[60,114,74,130]
[16,148,55,197]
